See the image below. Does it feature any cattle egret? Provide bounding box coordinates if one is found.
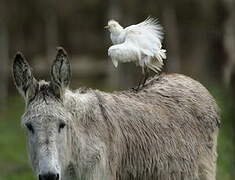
[105,17,166,90]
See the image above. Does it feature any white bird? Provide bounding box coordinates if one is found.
[105,17,166,89]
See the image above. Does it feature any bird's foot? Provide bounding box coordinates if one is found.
[132,83,147,92]
[132,86,140,92]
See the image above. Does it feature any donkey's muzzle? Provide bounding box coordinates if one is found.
[39,173,59,180]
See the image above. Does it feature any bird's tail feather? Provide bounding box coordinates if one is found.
[158,49,166,59]
[147,60,163,73]
[146,49,166,73]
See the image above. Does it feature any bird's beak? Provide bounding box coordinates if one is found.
[104,25,110,29]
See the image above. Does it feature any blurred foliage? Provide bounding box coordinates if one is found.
[0,97,34,180]
[211,86,235,180]
[0,84,234,179]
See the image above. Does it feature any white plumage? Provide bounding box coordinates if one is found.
[105,17,166,74]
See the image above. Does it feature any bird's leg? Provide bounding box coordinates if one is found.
[132,75,143,92]
[141,67,149,88]
[132,67,148,92]
[137,76,144,90]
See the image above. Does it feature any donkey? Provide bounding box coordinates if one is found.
[13,47,220,180]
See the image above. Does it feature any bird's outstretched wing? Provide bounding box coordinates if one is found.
[125,17,164,44]
[124,17,166,72]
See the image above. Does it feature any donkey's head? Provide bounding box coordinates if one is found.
[13,47,72,180]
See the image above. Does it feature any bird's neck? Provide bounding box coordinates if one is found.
[111,26,124,36]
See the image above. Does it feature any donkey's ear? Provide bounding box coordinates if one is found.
[50,47,71,99]
[12,52,38,100]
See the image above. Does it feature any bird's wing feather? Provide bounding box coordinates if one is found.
[123,17,166,72]
[124,17,165,56]
[108,42,140,67]
[125,17,164,41]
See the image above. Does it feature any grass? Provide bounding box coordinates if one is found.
[209,86,235,180]
[0,97,34,180]
[0,85,234,180]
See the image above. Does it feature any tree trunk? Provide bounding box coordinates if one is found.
[162,3,181,73]
[222,0,235,86]
[0,0,9,111]
[45,0,58,63]
[107,0,124,90]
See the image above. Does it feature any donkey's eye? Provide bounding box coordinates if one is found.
[59,122,66,133]
[26,123,34,134]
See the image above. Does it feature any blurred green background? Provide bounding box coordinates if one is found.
[0,0,235,179]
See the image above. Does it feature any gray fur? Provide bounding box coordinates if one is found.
[13,48,220,180]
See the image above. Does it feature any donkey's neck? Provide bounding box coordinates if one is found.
[63,89,100,177]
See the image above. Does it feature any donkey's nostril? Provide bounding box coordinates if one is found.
[56,174,59,180]
[38,173,59,180]
[39,174,43,180]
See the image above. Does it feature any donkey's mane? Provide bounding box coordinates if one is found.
[29,80,61,104]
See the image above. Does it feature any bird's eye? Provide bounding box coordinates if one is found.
[59,122,66,133]
[26,123,34,134]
